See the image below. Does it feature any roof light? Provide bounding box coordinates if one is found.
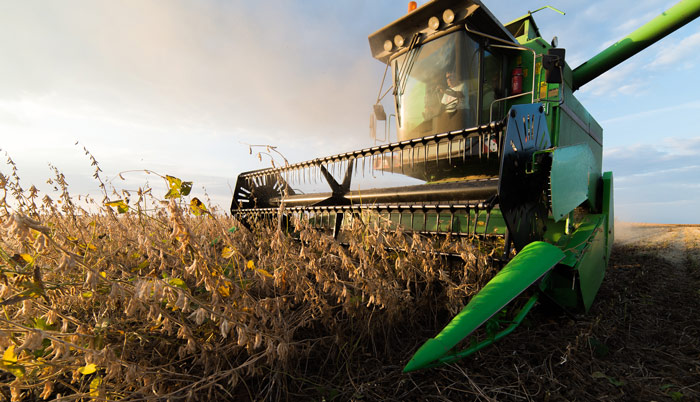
[408,1,417,13]
[394,34,405,48]
[428,16,440,31]
[384,40,393,52]
[443,9,455,25]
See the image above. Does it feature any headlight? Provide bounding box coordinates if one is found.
[384,40,393,52]
[443,9,455,25]
[428,16,440,31]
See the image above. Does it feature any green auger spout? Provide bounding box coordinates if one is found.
[572,0,700,90]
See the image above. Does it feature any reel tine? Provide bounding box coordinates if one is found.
[436,142,440,166]
[423,145,427,177]
[448,140,452,165]
[487,132,490,158]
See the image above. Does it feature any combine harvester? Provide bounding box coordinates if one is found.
[232,0,700,372]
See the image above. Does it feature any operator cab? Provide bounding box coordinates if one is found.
[392,30,505,140]
[369,0,517,142]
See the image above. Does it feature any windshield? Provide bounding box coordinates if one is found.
[393,31,479,141]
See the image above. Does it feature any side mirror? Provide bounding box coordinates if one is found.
[543,48,566,84]
[370,104,387,141]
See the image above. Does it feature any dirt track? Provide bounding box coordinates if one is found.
[615,222,700,265]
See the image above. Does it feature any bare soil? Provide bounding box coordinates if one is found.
[313,223,700,401]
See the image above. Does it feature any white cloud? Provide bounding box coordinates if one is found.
[603,136,700,223]
[600,100,700,125]
[613,9,660,35]
[0,1,383,150]
[576,62,647,97]
[649,30,700,69]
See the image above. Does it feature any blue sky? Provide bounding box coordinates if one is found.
[1,1,699,223]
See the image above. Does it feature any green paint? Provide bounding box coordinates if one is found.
[550,144,595,221]
[421,294,540,368]
[602,172,615,257]
[545,213,608,312]
[403,241,565,372]
[573,0,700,90]
[574,218,607,312]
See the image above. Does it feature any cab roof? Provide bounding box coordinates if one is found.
[368,0,517,64]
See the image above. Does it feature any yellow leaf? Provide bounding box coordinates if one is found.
[221,247,235,259]
[99,271,106,279]
[81,291,93,298]
[134,260,149,271]
[164,188,180,199]
[78,363,97,375]
[246,260,256,270]
[2,345,24,378]
[3,345,17,364]
[218,284,230,297]
[77,242,97,251]
[89,375,102,397]
[19,254,34,264]
[165,175,182,190]
[164,175,192,199]
[104,200,129,214]
[169,278,187,289]
[256,268,273,278]
[189,197,209,216]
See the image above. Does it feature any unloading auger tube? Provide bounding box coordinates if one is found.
[230,0,700,372]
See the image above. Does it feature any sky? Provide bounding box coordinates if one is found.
[1,0,699,223]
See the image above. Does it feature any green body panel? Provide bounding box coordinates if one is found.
[573,0,700,90]
[602,172,615,258]
[502,38,549,111]
[383,208,506,235]
[572,217,606,312]
[502,39,604,208]
[311,204,507,236]
[403,241,565,372]
[505,14,542,43]
[546,213,608,312]
[553,86,603,209]
[542,267,581,310]
[549,144,595,221]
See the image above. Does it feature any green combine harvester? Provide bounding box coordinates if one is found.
[231,0,700,372]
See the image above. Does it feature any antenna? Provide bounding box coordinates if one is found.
[529,6,565,16]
